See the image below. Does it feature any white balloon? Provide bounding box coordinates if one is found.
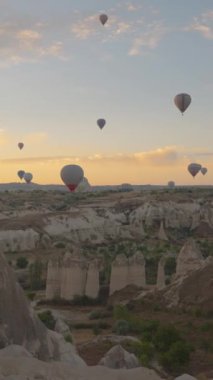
[24,172,33,183]
[60,165,84,192]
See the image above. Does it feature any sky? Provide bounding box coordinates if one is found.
[0,0,212,186]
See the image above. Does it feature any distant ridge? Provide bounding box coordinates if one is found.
[0,182,212,192]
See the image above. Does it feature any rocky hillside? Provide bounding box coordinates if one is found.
[150,260,213,312]
[0,189,212,254]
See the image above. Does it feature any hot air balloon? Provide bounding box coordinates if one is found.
[24,172,33,183]
[99,14,108,25]
[60,164,84,192]
[201,167,207,175]
[18,142,24,150]
[17,170,25,180]
[187,163,201,178]
[168,181,175,188]
[97,119,106,130]
[174,93,191,114]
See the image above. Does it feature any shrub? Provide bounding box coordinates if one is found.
[112,320,130,335]
[54,242,66,249]
[89,310,101,320]
[29,260,43,290]
[70,295,99,306]
[64,334,73,343]
[38,310,56,330]
[154,325,181,352]
[127,317,159,339]
[200,322,213,332]
[165,257,176,276]
[93,324,101,335]
[113,305,130,321]
[16,257,28,269]
[199,339,213,353]
[159,341,192,372]
[26,291,36,301]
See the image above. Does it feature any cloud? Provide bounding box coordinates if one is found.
[16,29,41,48]
[71,15,97,40]
[185,10,213,40]
[133,146,179,165]
[0,146,181,166]
[0,23,65,67]
[129,22,167,55]
[70,5,168,56]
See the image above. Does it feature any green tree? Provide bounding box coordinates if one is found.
[159,341,192,372]
[29,260,43,290]
[38,310,55,330]
[16,257,28,269]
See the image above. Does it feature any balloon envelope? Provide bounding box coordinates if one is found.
[18,142,24,150]
[201,167,207,175]
[168,181,175,188]
[60,164,84,192]
[17,170,25,180]
[187,163,201,178]
[99,14,108,25]
[24,172,33,183]
[174,93,191,114]
[97,119,106,129]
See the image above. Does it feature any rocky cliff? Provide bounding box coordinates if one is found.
[0,252,85,366]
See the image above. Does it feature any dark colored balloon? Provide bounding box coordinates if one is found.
[99,14,108,25]
[18,142,24,150]
[201,167,207,175]
[187,163,201,178]
[17,170,25,180]
[97,119,106,130]
[174,93,191,114]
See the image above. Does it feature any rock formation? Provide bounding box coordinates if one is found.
[128,252,146,288]
[60,250,87,300]
[109,253,146,295]
[149,261,213,312]
[45,256,62,299]
[109,254,129,295]
[157,220,168,241]
[176,238,204,277]
[46,249,100,301]
[0,229,39,252]
[99,344,140,369]
[0,354,164,380]
[0,252,85,366]
[156,257,166,289]
[85,260,100,298]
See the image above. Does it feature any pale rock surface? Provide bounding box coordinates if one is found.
[174,375,197,380]
[176,238,204,277]
[0,229,39,253]
[156,257,166,289]
[60,250,87,300]
[0,356,163,380]
[85,260,100,298]
[128,252,146,287]
[109,254,129,295]
[54,318,70,336]
[40,233,52,248]
[45,256,62,300]
[99,344,140,369]
[157,220,168,241]
[0,345,32,358]
[0,252,85,366]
